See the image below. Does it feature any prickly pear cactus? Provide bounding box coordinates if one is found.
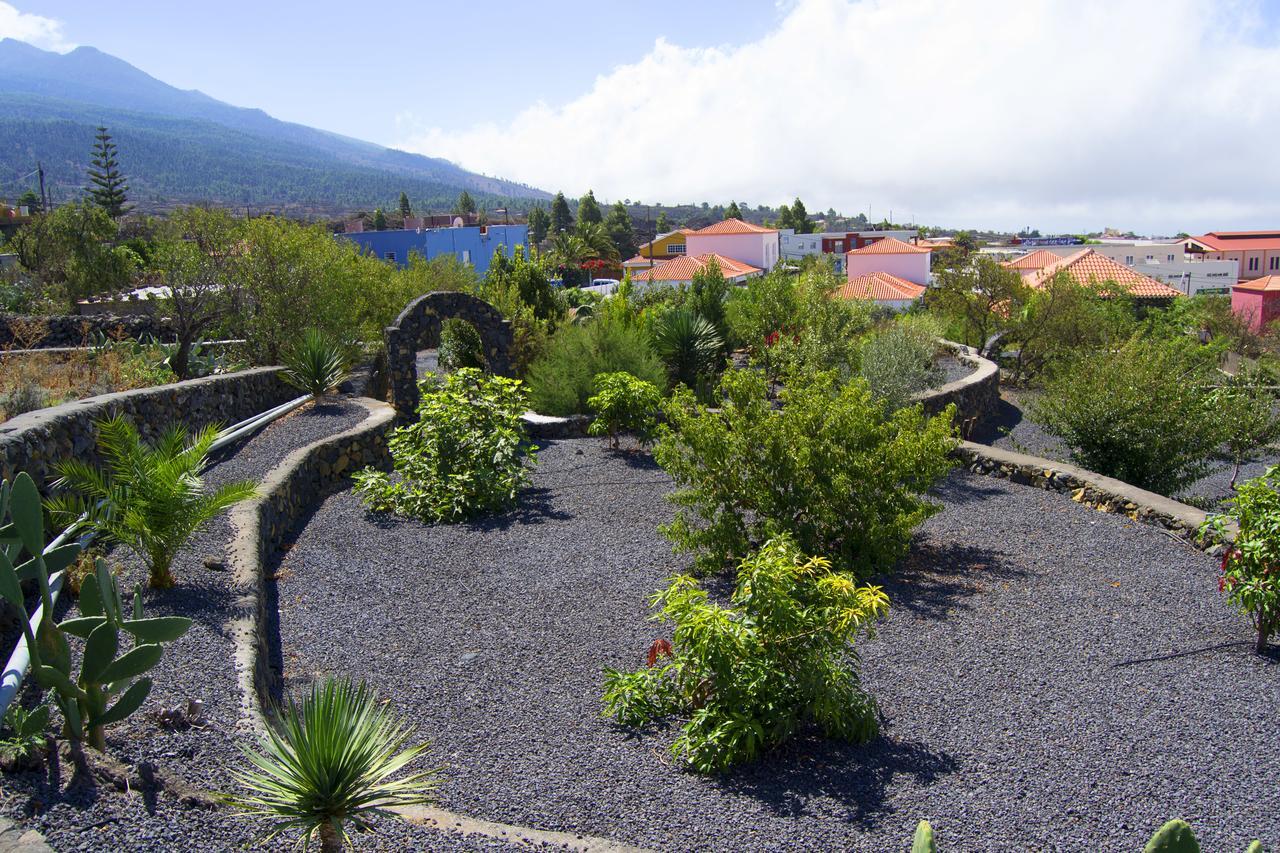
[1144,819,1200,853]
[912,820,936,853]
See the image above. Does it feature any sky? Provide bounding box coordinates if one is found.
[6,0,1280,234]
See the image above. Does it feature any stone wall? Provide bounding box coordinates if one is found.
[0,313,174,348]
[956,440,1234,550]
[914,342,1000,439]
[226,397,395,730]
[0,367,295,492]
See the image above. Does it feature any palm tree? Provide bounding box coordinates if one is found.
[226,677,436,852]
[50,415,257,588]
[575,221,620,262]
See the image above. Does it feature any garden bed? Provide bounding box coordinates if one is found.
[264,439,1276,851]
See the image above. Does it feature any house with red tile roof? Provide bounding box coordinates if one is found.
[685,219,779,271]
[622,228,697,270]
[1003,248,1181,300]
[838,272,927,310]
[630,253,762,288]
[1231,275,1280,331]
[844,237,931,287]
[1184,231,1280,281]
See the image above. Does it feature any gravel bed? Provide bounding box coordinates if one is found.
[975,387,1280,508]
[934,354,973,386]
[274,438,1280,851]
[0,396,425,852]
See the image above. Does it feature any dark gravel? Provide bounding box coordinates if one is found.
[975,387,1280,508]
[935,354,974,386]
[273,438,1280,851]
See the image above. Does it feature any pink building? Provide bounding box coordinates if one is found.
[685,219,779,271]
[1232,275,1280,332]
[1184,231,1280,280]
[844,237,931,285]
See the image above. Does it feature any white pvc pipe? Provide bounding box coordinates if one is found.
[0,392,309,717]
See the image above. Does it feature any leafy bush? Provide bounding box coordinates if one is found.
[655,369,956,577]
[0,383,48,420]
[525,315,666,415]
[281,328,351,399]
[1030,336,1222,495]
[1209,367,1280,489]
[0,703,49,771]
[353,369,535,522]
[860,321,943,411]
[226,677,435,852]
[650,308,723,391]
[587,372,663,448]
[438,318,486,372]
[1005,273,1137,382]
[602,536,889,772]
[772,266,873,383]
[49,415,257,588]
[1204,466,1280,653]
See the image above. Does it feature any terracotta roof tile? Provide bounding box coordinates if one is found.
[846,236,931,256]
[692,218,777,236]
[837,271,927,302]
[1190,231,1280,252]
[1028,249,1181,298]
[1234,275,1280,293]
[1002,249,1063,270]
[631,253,761,283]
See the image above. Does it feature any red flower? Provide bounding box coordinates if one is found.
[646,638,673,667]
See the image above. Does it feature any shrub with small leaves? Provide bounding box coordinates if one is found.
[587,371,663,449]
[603,536,889,772]
[353,368,535,522]
[0,703,50,772]
[859,321,943,411]
[1203,465,1280,653]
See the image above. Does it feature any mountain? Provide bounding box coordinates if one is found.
[0,39,548,214]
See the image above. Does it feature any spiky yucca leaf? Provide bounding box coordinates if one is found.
[651,308,723,391]
[227,677,436,851]
[282,329,350,400]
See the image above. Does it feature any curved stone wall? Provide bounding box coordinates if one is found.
[0,367,295,492]
[0,312,175,348]
[913,342,1000,439]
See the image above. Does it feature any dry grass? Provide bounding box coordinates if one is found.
[0,346,175,423]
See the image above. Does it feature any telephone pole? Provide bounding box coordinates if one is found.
[37,162,47,212]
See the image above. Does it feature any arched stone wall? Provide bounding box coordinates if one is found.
[384,291,514,420]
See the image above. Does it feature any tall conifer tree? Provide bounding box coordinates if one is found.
[86,126,130,218]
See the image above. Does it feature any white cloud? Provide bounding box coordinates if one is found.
[0,2,73,52]
[397,0,1280,234]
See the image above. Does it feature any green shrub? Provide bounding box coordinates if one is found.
[281,328,351,399]
[1204,465,1280,653]
[1030,335,1222,495]
[49,415,257,589]
[226,677,435,852]
[0,703,49,771]
[772,266,873,383]
[438,318,486,372]
[1209,366,1280,489]
[655,369,956,577]
[353,368,534,522]
[650,308,723,391]
[525,316,665,415]
[860,321,942,411]
[0,382,48,420]
[587,372,663,448]
[602,536,889,772]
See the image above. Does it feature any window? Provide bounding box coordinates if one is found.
[1249,257,1260,271]
[1146,254,1154,262]
[668,243,686,254]
[462,250,472,266]
[1125,255,1134,265]
[1168,254,1176,262]
[1271,256,1279,271]
[385,251,396,262]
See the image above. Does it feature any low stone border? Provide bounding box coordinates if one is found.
[0,817,51,853]
[227,396,395,732]
[915,342,1000,438]
[0,367,295,494]
[523,411,591,439]
[956,440,1235,550]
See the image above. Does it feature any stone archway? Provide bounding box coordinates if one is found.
[384,291,514,420]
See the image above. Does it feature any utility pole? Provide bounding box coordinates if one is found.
[37,162,47,212]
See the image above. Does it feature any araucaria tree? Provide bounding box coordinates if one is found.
[398,192,412,219]
[454,190,477,216]
[86,126,131,218]
[577,189,603,227]
[550,192,573,234]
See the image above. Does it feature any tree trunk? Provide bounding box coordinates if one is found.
[319,822,344,853]
[1258,618,1272,655]
[170,334,193,381]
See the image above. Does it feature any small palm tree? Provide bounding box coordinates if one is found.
[50,415,257,588]
[226,677,436,852]
[652,308,724,390]
[282,328,350,400]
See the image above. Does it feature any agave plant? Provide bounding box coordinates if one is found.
[227,677,436,852]
[651,308,723,390]
[49,414,257,589]
[282,329,350,399]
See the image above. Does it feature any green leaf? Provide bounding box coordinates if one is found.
[59,693,83,740]
[79,572,104,617]
[44,544,82,577]
[36,618,71,677]
[18,704,50,737]
[34,663,76,696]
[59,615,108,639]
[80,620,120,684]
[121,616,192,644]
[98,643,162,684]
[90,677,151,728]
[9,473,44,556]
[0,549,24,612]
[912,820,936,853]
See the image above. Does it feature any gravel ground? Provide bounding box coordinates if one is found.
[274,438,1280,852]
[935,354,973,386]
[975,387,1280,508]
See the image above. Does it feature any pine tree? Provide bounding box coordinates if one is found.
[725,200,743,220]
[577,189,602,227]
[399,192,412,219]
[549,192,573,234]
[775,203,796,231]
[527,206,550,245]
[655,211,672,234]
[455,191,477,216]
[86,126,130,218]
[791,197,813,234]
[372,208,387,231]
[604,201,637,260]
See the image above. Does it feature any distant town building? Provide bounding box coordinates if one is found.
[838,271,926,311]
[1231,275,1280,332]
[629,253,762,288]
[622,228,696,270]
[1002,248,1181,300]
[1023,241,1235,295]
[336,224,528,275]
[781,229,917,272]
[686,219,780,272]
[845,237,932,287]
[1184,231,1280,281]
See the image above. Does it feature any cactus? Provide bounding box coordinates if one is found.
[1,473,192,752]
[1145,820,1201,852]
[912,820,936,853]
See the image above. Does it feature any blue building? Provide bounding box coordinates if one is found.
[337,224,528,276]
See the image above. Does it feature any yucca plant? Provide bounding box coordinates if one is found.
[282,328,350,399]
[227,677,436,852]
[49,414,257,589]
[651,308,723,391]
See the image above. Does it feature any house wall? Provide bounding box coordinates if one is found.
[845,251,930,285]
[1232,287,1280,332]
[338,225,528,275]
[686,232,778,270]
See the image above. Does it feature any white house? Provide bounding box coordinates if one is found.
[780,228,917,272]
[1034,241,1237,295]
[686,219,779,271]
[844,237,931,286]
